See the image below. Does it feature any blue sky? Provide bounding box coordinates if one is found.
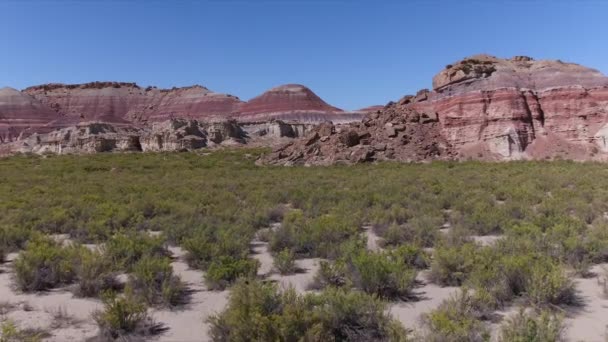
[1,0,606,110]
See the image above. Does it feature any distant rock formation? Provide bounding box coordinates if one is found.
[236,84,364,124]
[0,87,58,143]
[7,119,245,155]
[262,55,608,165]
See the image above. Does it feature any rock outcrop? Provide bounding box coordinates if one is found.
[7,119,247,155]
[260,100,452,166]
[413,54,608,160]
[262,55,608,165]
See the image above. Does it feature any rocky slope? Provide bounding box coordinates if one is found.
[263,55,608,165]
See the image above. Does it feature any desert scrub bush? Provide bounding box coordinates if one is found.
[208,279,409,341]
[526,259,576,307]
[0,225,32,252]
[204,256,259,290]
[349,250,417,300]
[92,290,162,341]
[103,231,168,271]
[129,256,187,307]
[73,247,119,298]
[392,244,430,269]
[310,260,348,290]
[270,210,360,259]
[499,309,564,342]
[13,235,77,292]
[182,227,251,270]
[0,319,46,342]
[422,290,490,342]
[274,248,296,275]
[429,243,479,286]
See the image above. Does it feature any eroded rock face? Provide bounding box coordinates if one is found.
[412,55,608,160]
[12,122,142,155]
[7,119,247,155]
[0,87,59,143]
[23,83,243,125]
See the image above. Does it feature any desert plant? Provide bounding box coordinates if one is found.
[350,250,417,300]
[422,289,490,342]
[310,260,348,290]
[103,231,167,271]
[526,260,576,307]
[429,243,478,286]
[92,290,162,340]
[209,279,409,342]
[274,248,297,275]
[0,320,45,342]
[13,235,76,292]
[204,256,259,290]
[499,309,564,342]
[73,248,118,298]
[129,255,187,307]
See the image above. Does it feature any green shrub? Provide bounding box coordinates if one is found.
[429,243,478,286]
[0,319,45,342]
[103,231,167,271]
[209,279,409,342]
[526,260,576,307]
[92,290,161,340]
[129,256,187,307]
[310,260,348,290]
[423,290,490,342]
[74,248,118,298]
[183,228,250,270]
[499,309,564,342]
[274,248,296,275]
[350,250,417,300]
[205,256,259,290]
[13,236,77,292]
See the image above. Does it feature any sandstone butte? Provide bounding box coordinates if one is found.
[262,54,608,165]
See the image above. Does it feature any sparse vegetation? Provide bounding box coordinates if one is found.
[3,150,608,338]
[499,309,564,342]
[208,279,409,341]
[273,248,297,275]
[92,290,162,341]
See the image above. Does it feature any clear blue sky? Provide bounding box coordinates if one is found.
[1,0,606,110]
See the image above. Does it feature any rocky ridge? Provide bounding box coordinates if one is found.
[263,55,608,165]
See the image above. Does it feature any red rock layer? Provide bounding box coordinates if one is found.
[0,87,59,142]
[23,83,243,125]
[411,55,608,159]
[237,84,363,123]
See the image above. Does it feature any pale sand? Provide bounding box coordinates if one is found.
[388,271,459,331]
[0,253,101,341]
[362,225,383,252]
[152,246,229,342]
[471,234,504,247]
[563,264,608,341]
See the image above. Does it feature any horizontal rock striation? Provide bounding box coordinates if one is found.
[411,55,608,159]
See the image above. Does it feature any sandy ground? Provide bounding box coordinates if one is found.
[250,238,320,293]
[3,228,607,341]
[152,246,228,342]
[362,225,383,252]
[0,253,101,341]
[563,264,608,341]
[389,271,459,332]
